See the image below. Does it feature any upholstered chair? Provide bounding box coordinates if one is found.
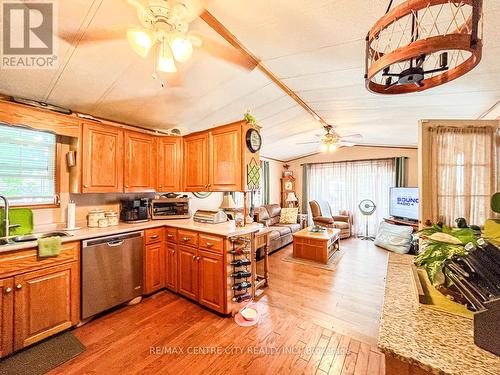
[309,200,353,239]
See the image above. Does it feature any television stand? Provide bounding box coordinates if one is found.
[384,217,419,232]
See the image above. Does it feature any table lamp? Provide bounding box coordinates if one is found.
[220,194,237,219]
[286,192,298,208]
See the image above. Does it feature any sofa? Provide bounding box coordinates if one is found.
[254,204,301,253]
[309,200,353,239]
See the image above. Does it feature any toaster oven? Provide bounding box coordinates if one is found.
[151,198,190,220]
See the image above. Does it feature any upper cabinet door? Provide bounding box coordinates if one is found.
[183,132,209,192]
[82,123,124,193]
[209,124,242,191]
[124,131,155,192]
[157,137,182,192]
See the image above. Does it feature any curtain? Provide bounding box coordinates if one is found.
[302,164,310,213]
[394,157,408,187]
[430,126,499,226]
[307,159,395,236]
[261,160,270,205]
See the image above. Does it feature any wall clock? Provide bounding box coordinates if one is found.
[245,128,262,153]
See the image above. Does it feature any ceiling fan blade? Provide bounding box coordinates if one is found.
[340,133,362,139]
[193,33,258,71]
[416,54,426,67]
[339,141,356,147]
[59,26,130,46]
[296,141,321,145]
[422,66,449,75]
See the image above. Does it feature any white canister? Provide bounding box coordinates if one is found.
[98,218,109,228]
[105,211,119,226]
[87,209,105,228]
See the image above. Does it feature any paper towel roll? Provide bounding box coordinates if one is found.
[67,201,76,230]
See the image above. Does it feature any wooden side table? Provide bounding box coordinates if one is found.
[252,228,271,296]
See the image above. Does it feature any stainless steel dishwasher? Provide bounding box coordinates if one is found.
[81,231,144,320]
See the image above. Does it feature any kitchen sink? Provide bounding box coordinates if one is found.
[11,231,72,243]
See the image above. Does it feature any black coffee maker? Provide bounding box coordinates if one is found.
[120,198,149,223]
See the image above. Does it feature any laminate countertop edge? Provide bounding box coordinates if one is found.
[0,220,263,253]
[377,253,500,375]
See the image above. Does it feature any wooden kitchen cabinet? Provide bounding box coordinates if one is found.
[198,250,225,313]
[165,242,178,292]
[124,131,156,192]
[0,278,14,357]
[82,122,124,193]
[209,124,242,192]
[14,261,79,350]
[144,242,165,294]
[183,132,209,191]
[178,245,198,301]
[157,137,183,192]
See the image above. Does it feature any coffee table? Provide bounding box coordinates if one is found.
[292,227,341,264]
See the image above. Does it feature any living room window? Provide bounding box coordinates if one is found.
[0,124,58,206]
[306,158,395,236]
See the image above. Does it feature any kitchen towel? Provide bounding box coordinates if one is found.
[0,208,33,237]
[38,236,62,258]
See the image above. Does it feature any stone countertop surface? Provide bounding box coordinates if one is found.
[0,219,263,253]
[378,253,500,375]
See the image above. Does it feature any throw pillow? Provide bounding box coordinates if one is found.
[374,221,413,254]
[279,208,299,224]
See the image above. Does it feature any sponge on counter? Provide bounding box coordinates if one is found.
[37,236,62,258]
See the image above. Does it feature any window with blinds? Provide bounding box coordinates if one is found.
[0,124,57,206]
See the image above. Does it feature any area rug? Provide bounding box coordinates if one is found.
[0,331,85,375]
[281,250,344,271]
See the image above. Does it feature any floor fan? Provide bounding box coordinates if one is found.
[358,199,376,241]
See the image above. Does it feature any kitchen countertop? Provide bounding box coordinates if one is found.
[0,219,263,253]
[378,253,500,375]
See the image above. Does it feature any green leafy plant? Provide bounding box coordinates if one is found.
[244,111,257,126]
[484,192,500,245]
[415,224,479,285]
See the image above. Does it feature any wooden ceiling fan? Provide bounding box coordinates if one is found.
[296,125,362,152]
[59,0,258,85]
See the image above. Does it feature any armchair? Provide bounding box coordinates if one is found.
[309,200,353,239]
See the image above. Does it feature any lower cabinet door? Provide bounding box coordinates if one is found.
[144,242,165,294]
[165,243,178,292]
[198,250,225,313]
[0,277,14,358]
[14,262,79,350]
[178,245,198,301]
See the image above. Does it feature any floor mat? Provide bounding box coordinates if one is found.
[281,249,344,271]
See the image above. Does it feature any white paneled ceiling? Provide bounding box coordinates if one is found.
[0,0,499,160]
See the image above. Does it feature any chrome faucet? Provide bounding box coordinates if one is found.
[0,195,19,238]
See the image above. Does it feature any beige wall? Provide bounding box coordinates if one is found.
[286,146,418,210]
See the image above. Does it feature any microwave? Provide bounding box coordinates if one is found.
[151,198,190,220]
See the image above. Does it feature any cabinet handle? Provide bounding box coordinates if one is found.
[172,250,175,254]
[167,234,173,238]
[150,235,159,239]
[84,184,89,188]
[206,242,214,247]
[207,183,211,188]
[15,284,22,290]
[125,185,129,188]
[192,255,196,260]
[5,287,12,293]
[159,185,162,188]
[183,237,190,242]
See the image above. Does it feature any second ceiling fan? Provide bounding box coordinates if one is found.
[296,125,362,152]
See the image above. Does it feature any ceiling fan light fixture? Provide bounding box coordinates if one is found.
[157,40,177,73]
[170,35,193,62]
[127,29,154,57]
[328,144,338,152]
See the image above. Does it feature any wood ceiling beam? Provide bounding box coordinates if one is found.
[200,10,330,128]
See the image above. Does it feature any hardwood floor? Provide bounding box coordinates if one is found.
[50,238,389,375]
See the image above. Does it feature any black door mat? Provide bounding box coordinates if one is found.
[0,331,85,375]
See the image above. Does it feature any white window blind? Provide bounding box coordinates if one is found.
[0,124,57,206]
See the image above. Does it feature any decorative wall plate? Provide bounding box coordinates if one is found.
[193,192,212,199]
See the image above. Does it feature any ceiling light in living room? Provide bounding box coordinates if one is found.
[365,0,483,94]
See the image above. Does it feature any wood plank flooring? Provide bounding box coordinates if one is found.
[50,238,389,375]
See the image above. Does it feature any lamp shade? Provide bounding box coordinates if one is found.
[286,192,298,202]
[220,194,236,209]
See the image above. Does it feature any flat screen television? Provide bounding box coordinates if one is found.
[389,187,419,221]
